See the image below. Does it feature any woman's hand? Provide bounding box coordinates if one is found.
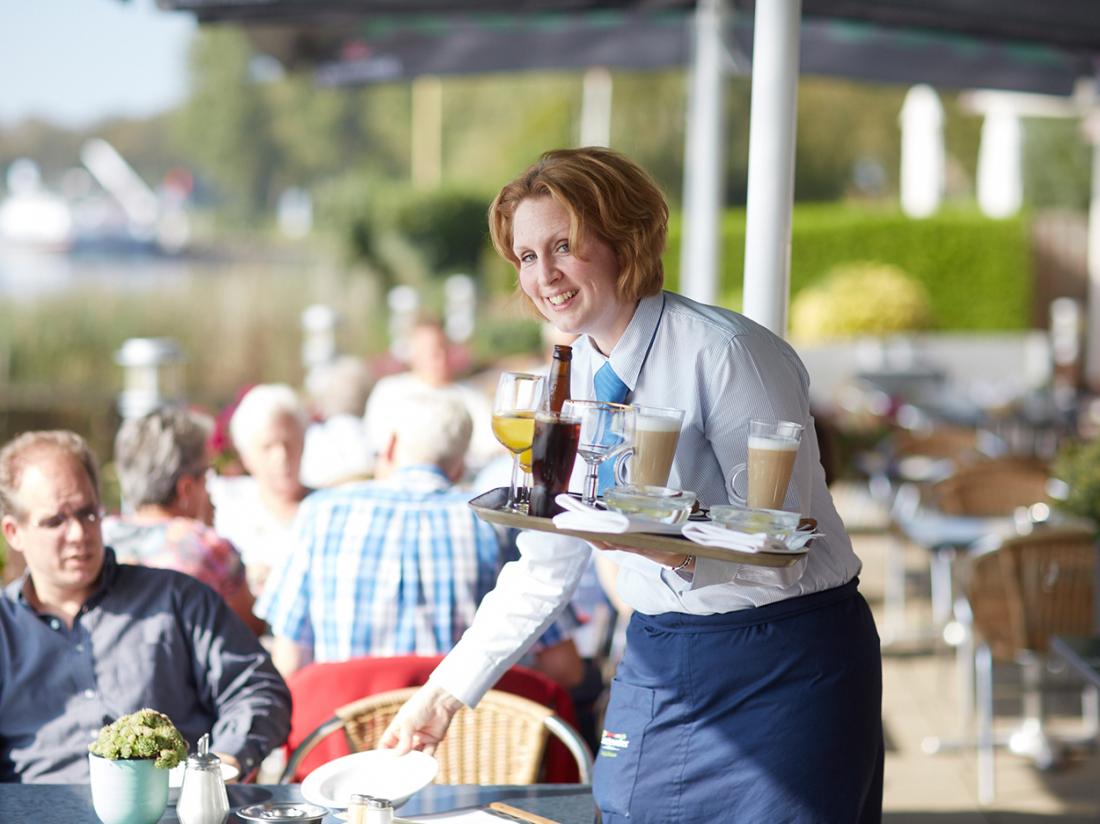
[378,684,466,757]
[589,540,695,573]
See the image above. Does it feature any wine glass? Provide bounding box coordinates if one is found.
[491,371,544,512]
[562,399,636,505]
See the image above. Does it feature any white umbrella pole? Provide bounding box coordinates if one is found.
[679,0,726,305]
[742,0,801,335]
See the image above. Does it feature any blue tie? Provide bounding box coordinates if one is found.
[594,362,629,494]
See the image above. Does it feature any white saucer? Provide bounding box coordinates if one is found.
[300,749,438,810]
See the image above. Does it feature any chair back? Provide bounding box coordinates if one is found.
[283,655,581,782]
[334,687,561,784]
[968,526,1096,661]
[931,457,1050,517]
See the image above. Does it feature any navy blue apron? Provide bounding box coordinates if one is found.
[593,578,883,823]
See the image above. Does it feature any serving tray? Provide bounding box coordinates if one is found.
[469,488,803,568]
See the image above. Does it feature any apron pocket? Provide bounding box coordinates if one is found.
[593,679,655,817]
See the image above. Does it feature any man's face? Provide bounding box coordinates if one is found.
[240,413,305,501]
[1,449,105,600]
[409,326,451,387]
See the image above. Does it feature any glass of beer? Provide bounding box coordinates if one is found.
[563,399,636,505]
[491,371,544,512]
[614,405,684,488]
[727,419,803,510]
[529,410,582,518]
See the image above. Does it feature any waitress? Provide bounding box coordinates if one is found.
[381,147,883,823]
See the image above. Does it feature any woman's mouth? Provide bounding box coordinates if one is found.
[546,289,578,307]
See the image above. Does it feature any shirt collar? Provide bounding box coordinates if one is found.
[600,291,665,392]
[384,464,453,490]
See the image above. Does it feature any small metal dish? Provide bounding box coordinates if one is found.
[236,802,329,822]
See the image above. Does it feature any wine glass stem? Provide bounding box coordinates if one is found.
[508,454,522,509]
[583,461,600,505]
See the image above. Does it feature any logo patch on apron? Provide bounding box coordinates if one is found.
[599,730,630,757]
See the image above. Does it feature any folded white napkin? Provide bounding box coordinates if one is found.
[681,522,819,554]
[551,494,684,534]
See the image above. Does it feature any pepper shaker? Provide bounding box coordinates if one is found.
[177,733,230,824]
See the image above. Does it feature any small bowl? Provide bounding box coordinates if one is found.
[709,504,801,536]
[603,485,696,525]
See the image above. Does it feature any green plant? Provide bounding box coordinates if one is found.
[89,709,188,769]
[790,262,933,342]
[1052,439,1100,527]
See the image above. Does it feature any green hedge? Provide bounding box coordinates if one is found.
[664,205,1033,331]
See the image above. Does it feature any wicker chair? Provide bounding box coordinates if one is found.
[885,455,1050,645]
[961,526,1097,804]
[930,457,1050,518]
[281,687,593,785]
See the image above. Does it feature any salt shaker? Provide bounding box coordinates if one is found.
[348,793,394,824]
[177,733,230,824]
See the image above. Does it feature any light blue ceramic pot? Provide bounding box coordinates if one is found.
[88,754,169,824]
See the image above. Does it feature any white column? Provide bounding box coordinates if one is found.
[977,99,1022,219]
[899,85,945,219]
[742,0,801,335]
[1085,118,1100,390]
[678,0,726,305]
[579,67,613,148]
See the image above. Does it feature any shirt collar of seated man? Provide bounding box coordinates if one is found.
[1,440,106,629]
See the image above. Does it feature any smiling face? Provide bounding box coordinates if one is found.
[1,447,105,606]
[512,196,637,356]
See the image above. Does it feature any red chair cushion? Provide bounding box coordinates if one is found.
[285,655,581,782]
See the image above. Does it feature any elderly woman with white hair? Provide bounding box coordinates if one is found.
[209,384,311,596]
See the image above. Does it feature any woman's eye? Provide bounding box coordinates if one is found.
[519,252,535,265]
[555,241,569,254]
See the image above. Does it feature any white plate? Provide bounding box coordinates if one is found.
[300,749,439,810]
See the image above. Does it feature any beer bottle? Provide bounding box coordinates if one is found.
[544,344,572,413]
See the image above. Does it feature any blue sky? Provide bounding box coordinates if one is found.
[0,0,196,128]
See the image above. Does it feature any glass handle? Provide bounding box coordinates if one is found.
[727,462,748,505]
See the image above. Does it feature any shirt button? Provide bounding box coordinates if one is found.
[83,689,95,699]
[49,619,61,630]
[75,644,85,653]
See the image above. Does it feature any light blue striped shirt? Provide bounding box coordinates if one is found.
[256,466,504,659]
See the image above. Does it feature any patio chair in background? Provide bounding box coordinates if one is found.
[960,526,1098,804]
[884,452,1050,646]
[282,687,593,786]
[280,654,584,783]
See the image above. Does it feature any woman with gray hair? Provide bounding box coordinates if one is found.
[209,384,311,596]
[103,406,264,634]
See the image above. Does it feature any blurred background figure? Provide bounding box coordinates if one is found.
[300,354,374,489]
[209,383,311,596]
[258,389,583,694]
[103,406,264,635]
[364,316,497,475]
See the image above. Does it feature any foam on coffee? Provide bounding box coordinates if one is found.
[630,414,682,487]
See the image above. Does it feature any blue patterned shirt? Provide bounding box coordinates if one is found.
[257,466,509,659]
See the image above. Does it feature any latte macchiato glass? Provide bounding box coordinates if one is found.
[614,406,685,488]
[727,419,803,510]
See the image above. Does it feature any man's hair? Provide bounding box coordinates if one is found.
[114,406,213,509]
[306,356,373,419]
[488,146,668,314]
[385,390,472,472]
[0,431,101,521]
[229,384,308,457]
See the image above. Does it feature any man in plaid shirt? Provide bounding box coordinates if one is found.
[257,389,583,688]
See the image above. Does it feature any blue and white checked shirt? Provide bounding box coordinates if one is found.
[256,466,505,659]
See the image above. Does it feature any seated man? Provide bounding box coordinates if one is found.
[0,430,290,783]
[103,406,264,635]
[258,391,583,689]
